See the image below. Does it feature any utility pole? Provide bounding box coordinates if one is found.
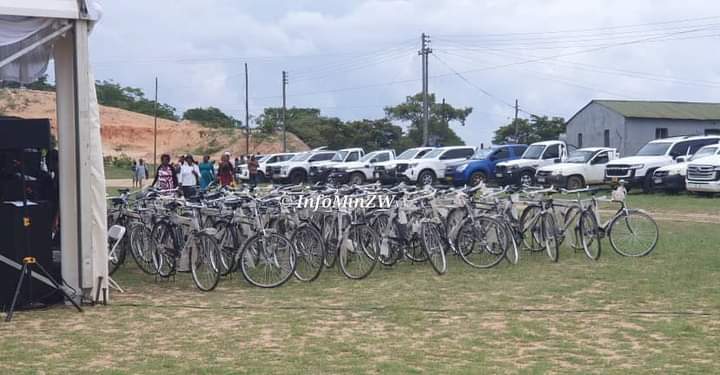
[514,99,519,143]
[245,63,250,155]
[418,33,432,146]
[282,70,288,152]
[153,77,158,169]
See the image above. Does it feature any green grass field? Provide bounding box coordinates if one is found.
[1,197,718,374]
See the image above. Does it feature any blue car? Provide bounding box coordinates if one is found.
[445,144,528,186]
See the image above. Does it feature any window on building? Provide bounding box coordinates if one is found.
[577,133,583,148]
[655,128,669,139]
[604,129,610,147]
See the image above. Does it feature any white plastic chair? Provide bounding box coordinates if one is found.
[107,225,126,293]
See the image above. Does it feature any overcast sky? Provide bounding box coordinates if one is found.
[87,0,720,147]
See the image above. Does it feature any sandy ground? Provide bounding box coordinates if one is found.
[0,89,309,160]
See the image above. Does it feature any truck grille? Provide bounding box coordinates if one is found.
[444,166,457,175]
[395,163,409,173]
[605,165,632,178]
[687,165,718,181]
[536,170,552,177]
[271,166,282,175]
[495,165,507,175]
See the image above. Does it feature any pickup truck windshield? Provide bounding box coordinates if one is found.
[690,146,718,161]
[522,145,545,159]
[291,152,312,162]
[396,149,418,160]
[422,149,444,159]
[471,149,493,160]
[566,150,595,163]
[331,151,348,162]
[636,142,671,156]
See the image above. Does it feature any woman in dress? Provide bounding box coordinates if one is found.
[198,155,215,191]
[152,154,178,192]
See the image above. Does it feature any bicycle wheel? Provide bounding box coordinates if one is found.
[499,220,520,265]
[129,223,157,275]
[541,213,559,262]
[455,216,508,269]
[579,210,602,261]
[421,221,447,275]
[291,223,325,282]
[608,209,659,257]
[369,212,401,266]
[406,211,428,262]
[214,220,240,276]
[562,206,583,250]
[520,205,544,252]
[339,223,379,280]
[240,233,296,288]
[322,214,341,268]
[190,232,221,292]
[150,221,177,277]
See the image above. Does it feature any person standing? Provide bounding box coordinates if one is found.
[131,160,138,188]
[135,159,149,188]
[247,155,259,189]
[217,152,235,187]
[198,155,215,190]
[179,154,200,198]
[152,154,178,192]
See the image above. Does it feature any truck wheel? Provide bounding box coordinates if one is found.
[566,175,584,190]
[418,170,436,186]
[519,171,534,186]
[641,171,655,193]
[469,171,487,186]
[349,172,365,186]
[289,170,306,185]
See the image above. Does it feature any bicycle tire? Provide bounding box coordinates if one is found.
[406,211,428,262]
[214,220,240,276]
[421,221,447,275]
[369,212,401,266]
[455,216,508,269]
[608,209,659,257]
[150,220,178,277]
[129,223,157,275]
[321,214,340,268]
[339,223,379,280]
[239,233,296,288]
[520,205,544,252]
[190,232,221,292]
[562,205,583,250]
[541,212,559,262]
[291,223,326,282]
[579,209,602,261]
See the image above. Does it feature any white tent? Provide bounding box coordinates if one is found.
[0,0,107,303]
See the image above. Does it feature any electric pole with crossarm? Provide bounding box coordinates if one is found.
[419,33,432,146]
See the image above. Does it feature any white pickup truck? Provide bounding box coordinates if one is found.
[374,147,435,184]
[307,147,365,183]
[237,153,295,182]
[495,140,574,186]
[685,151,720,194]
[269,148,337,184]
[535,147,618,189]
[605,135,720,192]
[653,144,720,193]
[328,149,396,185]
[400,146,477,186]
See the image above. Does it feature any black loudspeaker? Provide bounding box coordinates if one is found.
[0,200,59,310]
[0,118,51,150]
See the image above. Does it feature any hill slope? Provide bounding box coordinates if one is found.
[0,89,309,160]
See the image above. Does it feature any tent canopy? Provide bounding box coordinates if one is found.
[0,0,107,303]
[0,0,100,20]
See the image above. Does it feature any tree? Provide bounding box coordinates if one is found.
[95,80,178,121]
[385,93,471,147]
[183,107,240,128]
[493,115,566,145]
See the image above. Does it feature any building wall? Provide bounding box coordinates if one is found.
[624,118,720,155]
[566,103,627,155]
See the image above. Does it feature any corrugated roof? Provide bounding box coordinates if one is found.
[595,100,720,121]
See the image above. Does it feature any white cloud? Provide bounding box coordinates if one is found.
[87,0,720,146]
